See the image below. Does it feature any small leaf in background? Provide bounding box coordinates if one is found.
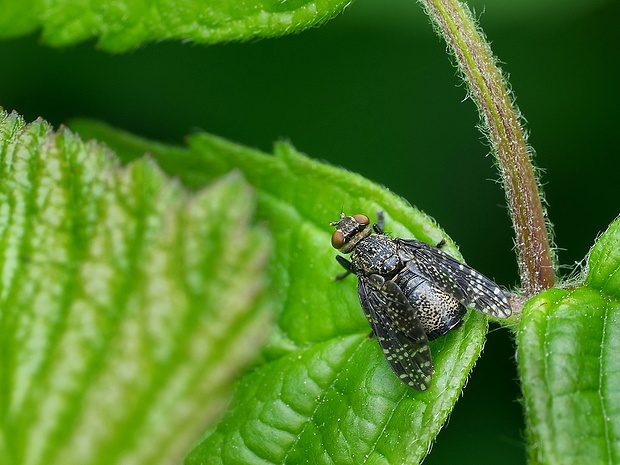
[0,0,353,52]
[70,119,509,464]
[518,215,620,465]
[0,110,272,465]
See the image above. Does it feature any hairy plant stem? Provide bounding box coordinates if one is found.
[419,0,556,296]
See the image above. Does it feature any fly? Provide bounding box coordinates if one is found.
[330,212,512,391]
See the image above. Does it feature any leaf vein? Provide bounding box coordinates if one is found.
[598,297,613,465]
[281,338,366,463]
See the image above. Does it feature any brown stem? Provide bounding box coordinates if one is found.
[420,0,556,296]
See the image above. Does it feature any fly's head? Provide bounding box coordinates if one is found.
[330,213,372,254]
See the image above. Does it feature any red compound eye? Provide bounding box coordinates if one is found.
[353,214,369,226]
[331,230,345,249]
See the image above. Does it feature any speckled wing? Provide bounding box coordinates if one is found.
[358,274,433,391]
[396,239,512,318]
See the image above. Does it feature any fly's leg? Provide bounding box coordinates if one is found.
[374,211,385,234]
[335,255,354,280]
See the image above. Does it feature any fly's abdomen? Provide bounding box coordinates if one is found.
[395,272,466,341]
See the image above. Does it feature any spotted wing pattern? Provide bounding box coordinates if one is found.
[358,274,433,391]
[396,239,512,318]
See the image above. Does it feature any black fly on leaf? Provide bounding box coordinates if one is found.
[330,212,512,391]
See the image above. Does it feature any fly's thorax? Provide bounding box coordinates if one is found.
[350,234,401,276]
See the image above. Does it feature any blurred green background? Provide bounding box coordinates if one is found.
[1,0,618,463]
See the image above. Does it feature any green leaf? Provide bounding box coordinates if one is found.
[0,0,352,52]
[518,215,620,465]
[70,119,504,464]
[0,110,272,465]
[585,216,620,300]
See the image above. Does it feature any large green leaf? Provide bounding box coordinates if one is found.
[518,215,620,465]
[0,110,272,465]
[71,119,510,464]
[0,0,352,52]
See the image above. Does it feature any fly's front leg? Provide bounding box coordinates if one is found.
[335,255,354,280]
